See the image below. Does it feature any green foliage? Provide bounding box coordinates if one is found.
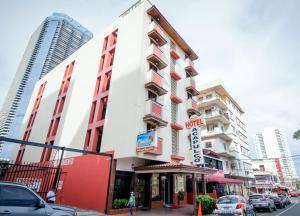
[152,194,161,201]
[296,181,300,190]
[112,198,129,209]
[293,129,300,140]
[178,190,185,201]
[196,195,216,214]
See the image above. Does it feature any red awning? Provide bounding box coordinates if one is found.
[206,175,242,184]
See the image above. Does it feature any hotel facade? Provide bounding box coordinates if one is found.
[10,1,247,213]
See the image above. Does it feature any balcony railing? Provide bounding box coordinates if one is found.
[145,70,167,96]
[148,22,167,47]
[185,58,198,77]
[186,77,199,96]
[204,111,230,125]
[144,137,163,155]
[143,100,168,127]
[198,95,227,110]
[147,44,167,70]
[202,128,232,141]
[186,98,200,116]
[170,49,180,59]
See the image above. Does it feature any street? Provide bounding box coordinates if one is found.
[256,197,300,216]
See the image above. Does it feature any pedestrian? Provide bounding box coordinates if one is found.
[46,187,56,204]
[128,191,135,216]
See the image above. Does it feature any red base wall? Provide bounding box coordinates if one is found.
[56,154,111,212]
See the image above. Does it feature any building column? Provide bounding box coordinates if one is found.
[105,159,117,214]
[192,173,197,216]
[202,174,206,194]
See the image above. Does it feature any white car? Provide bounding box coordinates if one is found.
[213,195,256,216]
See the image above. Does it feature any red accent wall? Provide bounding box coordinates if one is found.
[40,61,75,162]
[56,154,111,213]
[84,30,118,152]
[16,81,47,162]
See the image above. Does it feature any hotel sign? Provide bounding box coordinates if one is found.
[186,116,205,165]
[136,130,158,152]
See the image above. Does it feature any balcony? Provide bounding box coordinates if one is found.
[218,148,237,159]
[201,128,232,141]
[186,78,199,96]
[148,22,167,47]
[144,137,163,155]
[143,100,168,127]
[170,49,180,60]
[145,70,167,96]
[186,99,200,116]
[170,70,182,80]
[170,95,183,104]
[204,111,230,125]
[171,122,184,130]
[198,96,227,110]
[185,58,198,77]
[147,44,167,70]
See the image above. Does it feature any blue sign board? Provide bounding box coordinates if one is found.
[136,130,158,152]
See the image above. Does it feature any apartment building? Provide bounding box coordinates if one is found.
[0,13,92,158]
[198,80,253,194]
[254,128,298,188]
[11,0,221,211]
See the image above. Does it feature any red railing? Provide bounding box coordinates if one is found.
[151,100,162,117]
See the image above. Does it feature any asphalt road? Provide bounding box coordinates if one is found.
[256,197,300,216]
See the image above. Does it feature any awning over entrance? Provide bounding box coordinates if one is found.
[134,162,217,175]
[206,175,242,184]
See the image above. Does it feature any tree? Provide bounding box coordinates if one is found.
[293,129,300,140]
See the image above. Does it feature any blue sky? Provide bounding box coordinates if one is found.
[0,0,300,174]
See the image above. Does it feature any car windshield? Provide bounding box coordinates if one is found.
[217,196,238,204]
[249,195,262,200]
[271,196,279,200]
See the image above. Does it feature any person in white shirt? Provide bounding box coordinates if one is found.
[46,188,56,204]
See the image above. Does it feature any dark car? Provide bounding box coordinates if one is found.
[0,182,76,216]
[279,194,291,205]
[270,196,285,209]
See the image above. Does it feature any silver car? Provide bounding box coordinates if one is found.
[0,182,76,216]
[249,194,276,212]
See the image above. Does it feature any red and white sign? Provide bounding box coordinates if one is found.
[186,116,205,165]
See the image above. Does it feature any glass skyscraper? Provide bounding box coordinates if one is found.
[0,13,93,158]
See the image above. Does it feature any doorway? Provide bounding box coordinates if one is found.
[137,174,151,209]
[162,174,173,205]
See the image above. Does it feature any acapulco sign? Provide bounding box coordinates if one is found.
[186,115,205,165]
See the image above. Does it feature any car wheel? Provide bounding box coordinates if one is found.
[274,205,277,211]
[269,205,273,212]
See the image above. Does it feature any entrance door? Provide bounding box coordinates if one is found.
[162,174,173,205]
[137,174,150,209]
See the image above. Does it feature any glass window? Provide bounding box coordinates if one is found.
[0,185,38,207]
[205,94,212,99]
[217,196,238,204]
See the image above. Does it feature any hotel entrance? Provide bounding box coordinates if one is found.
[137,173,151,209]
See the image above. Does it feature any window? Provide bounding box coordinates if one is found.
[205,142,212,148]
[223,143,227,150]
[0,185,38,207]
[205,109,212,116]
[187,92,193,99]
[147,123,156,131]
[205,94,212,99]
[148,91,157,101]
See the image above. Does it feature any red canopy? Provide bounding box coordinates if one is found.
[206,175,242,184]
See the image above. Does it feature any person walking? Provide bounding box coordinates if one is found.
[128,192,135,216]
[46,187,56,204]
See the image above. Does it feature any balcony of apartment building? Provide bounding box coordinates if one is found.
[198,94,227,110]
[144,137,163,156]
[145,69,167,96]
[185,77,199,96]
[185,58,198,77]
[147,43,167,70]
[203,110,230,125]
[204,141,235,159]
[201,126,232,142]
[186,98,200,116]
[148,21,167,47]
[143,99,168,127]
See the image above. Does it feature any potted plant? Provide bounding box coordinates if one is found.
[110,198,134,215]
[151,194,163,208]
[177,190,185,205]
[196,195,216,214]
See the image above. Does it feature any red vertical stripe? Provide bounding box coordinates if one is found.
[84,30,118,152]
[16,82,47,163]
[40,61,75,162]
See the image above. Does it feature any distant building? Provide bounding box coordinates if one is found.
[0,13,93,157]
[197,80,253,195]
[254,128,298,187]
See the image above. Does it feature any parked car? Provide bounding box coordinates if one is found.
[249,194,276,212]
[270,196,286,209]
[290,191,298,197]
[213,195,256,216]
[279,193,291,205]
[0,182,77,216]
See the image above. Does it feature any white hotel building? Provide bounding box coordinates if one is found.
[198,81,253,194]
[11,0,226,209]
